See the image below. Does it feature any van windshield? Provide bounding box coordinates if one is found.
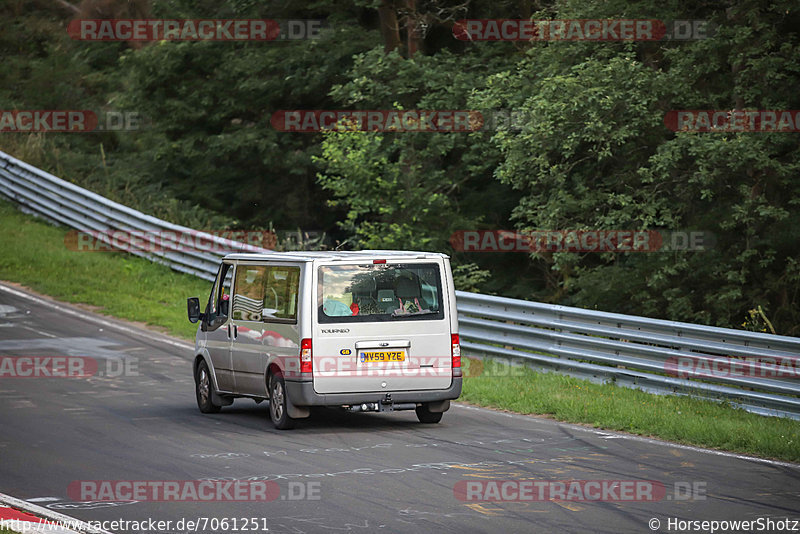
[318,263,444,323]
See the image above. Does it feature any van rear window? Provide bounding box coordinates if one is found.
[318,263,444,323]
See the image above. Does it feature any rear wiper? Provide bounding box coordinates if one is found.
[390,309,438,318]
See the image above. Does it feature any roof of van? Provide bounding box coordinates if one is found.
[222,250,450,262]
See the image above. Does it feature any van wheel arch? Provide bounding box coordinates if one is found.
[416,403,444,424]
[194,355,203,375]
[266,363,309,426]
[195,357,221,414]
[195,355,233,410]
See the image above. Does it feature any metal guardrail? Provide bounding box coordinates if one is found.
[0,151,266,281]
[1,150,798,418]
[457,291,800,419]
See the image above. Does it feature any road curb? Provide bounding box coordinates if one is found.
[0,493,112,534]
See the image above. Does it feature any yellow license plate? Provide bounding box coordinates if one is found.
[360,350,406,363]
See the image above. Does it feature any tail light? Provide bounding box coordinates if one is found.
[300,338,312,373]
[451,334,461,374]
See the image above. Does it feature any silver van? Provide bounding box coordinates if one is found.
[187,251,462,429]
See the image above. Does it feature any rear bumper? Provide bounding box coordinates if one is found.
[285,376,462,407]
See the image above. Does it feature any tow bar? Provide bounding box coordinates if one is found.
[346,395,417,412]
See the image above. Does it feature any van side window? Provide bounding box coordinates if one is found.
[232,265,268,321]
[208,262,233,321]
[264,266,300,321]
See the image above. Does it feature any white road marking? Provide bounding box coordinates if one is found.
[9,399,36,409]
[0,337,126,359]
[21,326,57,338]
[0,283,193,351]
[0,305,19,317]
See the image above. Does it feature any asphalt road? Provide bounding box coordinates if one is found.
[1,282,799,534]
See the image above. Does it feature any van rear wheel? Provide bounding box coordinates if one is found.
[416,403,443,424]
[269,372,296,430]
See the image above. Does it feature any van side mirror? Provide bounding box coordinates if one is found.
[220,298,229,316]
[187,297,203,323]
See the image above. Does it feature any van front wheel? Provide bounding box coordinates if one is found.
[195,360,221,414]
[269,373,296,430]
[416,403,443,424]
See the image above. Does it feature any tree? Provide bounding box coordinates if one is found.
[469,0,800,333]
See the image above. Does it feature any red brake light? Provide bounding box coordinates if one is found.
[373,259,387,264]
[300,338,312,373]
[451,334,461,369]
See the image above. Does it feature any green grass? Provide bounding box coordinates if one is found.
[1,200,798,462]
[461,358,799,462]
[0,201,208,340]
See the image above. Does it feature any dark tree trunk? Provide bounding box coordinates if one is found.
[378,0,401,53]
[405,0,421,57]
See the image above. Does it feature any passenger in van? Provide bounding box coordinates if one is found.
[218,287,231,315]
[396,277,422,314]
[351,278,378,315]
[376,289,397,313]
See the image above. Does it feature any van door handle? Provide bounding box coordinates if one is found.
[227,324,237,339]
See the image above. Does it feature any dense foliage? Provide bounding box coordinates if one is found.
[1,0,798,333]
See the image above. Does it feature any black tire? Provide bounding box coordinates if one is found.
[269,372,296,430]
[416,403,443,424]
[195,360,221,414]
